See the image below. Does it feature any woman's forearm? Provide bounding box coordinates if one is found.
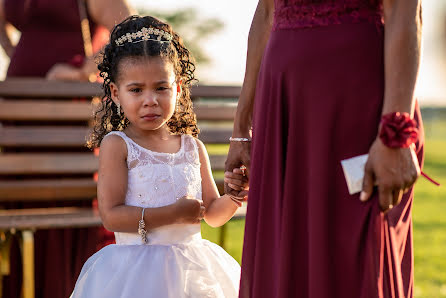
[233,0,274,136]
[100,204,178,233]
[0,21,14,58]
[382,0,422,116]
[204,195,238,228]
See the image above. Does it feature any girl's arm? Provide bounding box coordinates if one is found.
[361,0,422,211]
[225,0,274,189]
[196,139,244,228]
[0,0,15,58]
[98,135,203,232]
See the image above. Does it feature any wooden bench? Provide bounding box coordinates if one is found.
[0,78,245,298]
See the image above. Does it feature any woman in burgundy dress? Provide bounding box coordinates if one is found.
[0,1,132,297]
[226,0,424,297]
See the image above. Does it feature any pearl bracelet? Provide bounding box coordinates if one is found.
[138,207,148,244]
[229,137,252,142]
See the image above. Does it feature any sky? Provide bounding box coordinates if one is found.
[1,0,445,105]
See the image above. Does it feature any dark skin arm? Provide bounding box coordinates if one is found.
[224,0,274,196]
[0,0,15,58]
[361,0,422,211]
[46,0,134,81]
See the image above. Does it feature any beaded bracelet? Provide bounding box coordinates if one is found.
[138,208,148,244]
[229,137,252,142]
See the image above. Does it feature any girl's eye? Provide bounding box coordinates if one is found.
[130,88,142,93]
[156,86,169,91]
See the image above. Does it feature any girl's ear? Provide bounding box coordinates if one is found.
[176,79,182,96]
[109,82,120,106]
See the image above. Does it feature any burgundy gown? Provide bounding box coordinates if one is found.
[240,1,424,297]
[2,1,111,297]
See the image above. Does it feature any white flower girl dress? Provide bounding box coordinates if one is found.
[71,131,240,298]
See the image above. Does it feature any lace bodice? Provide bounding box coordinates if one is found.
[273,0,383,30]
[107,131,202,208]
[105,131,203,245]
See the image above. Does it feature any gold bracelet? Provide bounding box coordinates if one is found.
[138,207,148,244]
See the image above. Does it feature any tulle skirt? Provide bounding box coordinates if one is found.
[71,226,240,298]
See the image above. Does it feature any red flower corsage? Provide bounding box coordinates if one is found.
[379,112,419,148]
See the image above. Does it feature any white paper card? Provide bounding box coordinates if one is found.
[340,154,369,195]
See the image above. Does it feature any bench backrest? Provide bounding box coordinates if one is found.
[0,78,239,203]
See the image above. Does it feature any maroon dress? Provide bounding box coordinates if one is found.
[2,1,110,297]
[240,1,424,297]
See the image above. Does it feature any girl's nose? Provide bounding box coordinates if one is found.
[143,93,158,106]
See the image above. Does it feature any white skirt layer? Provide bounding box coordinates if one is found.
[70,240,241,298]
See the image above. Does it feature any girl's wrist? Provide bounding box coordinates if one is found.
[170,203,183,224]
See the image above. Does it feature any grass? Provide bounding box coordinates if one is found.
[412,118,446,297]
[201,116,446,297]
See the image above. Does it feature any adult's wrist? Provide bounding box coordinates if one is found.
[233,103,252,135]
[378,111,418,149]
[232,118,252,138]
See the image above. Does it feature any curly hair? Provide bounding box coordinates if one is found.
[87,15,199,149]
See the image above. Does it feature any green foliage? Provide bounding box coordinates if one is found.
[136,7,224,64]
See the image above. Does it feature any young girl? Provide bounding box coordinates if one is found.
[71,15,247,298]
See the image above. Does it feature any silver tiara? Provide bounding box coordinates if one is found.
[115,27,173,46]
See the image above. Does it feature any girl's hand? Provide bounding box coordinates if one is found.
[224,168,249,192]
[173,195,205,224]
[361,138,420,212]
[46,63,89,81]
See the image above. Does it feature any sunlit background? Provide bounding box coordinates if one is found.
[0,1,445,297]
[0,0,445,105]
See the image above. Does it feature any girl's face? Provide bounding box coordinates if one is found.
[110,56,180,134]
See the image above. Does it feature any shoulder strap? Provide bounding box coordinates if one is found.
[77,0,93,58]
[104,131,134,164]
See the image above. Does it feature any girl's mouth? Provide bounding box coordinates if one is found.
[141,114,160,121]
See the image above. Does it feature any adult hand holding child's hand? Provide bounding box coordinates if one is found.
[174,195,205,224]
[224,168,249,202]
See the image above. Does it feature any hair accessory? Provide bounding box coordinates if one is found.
[138,208,148,244]
[101,71,111,83]
[379,112,418,148]
[229,137,252,142]
[115,27,173,46]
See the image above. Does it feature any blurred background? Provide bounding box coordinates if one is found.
[0,1,444,297]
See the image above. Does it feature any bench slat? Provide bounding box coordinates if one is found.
[0,78,241,99]
[194,104,236,121]
[0,179,97,201]
[0,179,226,202]
[0,100,236,122]
[0,207,102,230]
[0,126,232,147]
[0,126,90,147]
[0,153,98,174]
[0,78,102,98]
[209,155,226,171]
[0,153,224,174]
[0,100,93,121]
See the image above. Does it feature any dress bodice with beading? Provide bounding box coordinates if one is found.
[105,131,203,246]
[273,0,383,30]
